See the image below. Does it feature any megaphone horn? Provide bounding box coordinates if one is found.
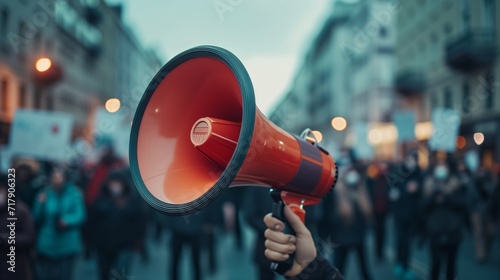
[130,45,338,273]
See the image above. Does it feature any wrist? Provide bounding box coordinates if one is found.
[284,250,317,277]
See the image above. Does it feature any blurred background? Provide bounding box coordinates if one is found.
[0,0,499,279]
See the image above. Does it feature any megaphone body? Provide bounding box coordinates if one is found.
[130,46,337,274]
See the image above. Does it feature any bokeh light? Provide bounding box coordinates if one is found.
[473,132,484,145]
[105,98,121,113]
[331,117,347,131]
[311,130,323,143]
[35,58,52,72]
[456,135,466,149]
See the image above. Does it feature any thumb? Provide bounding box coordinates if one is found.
[284,205,308,237]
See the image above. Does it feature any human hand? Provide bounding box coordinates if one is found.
[263,206,317,277]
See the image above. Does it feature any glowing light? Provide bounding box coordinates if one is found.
[415,122,433,140]
[105,98,121,113]
[456,136,466,149]
[473,132,484,145]
[368,128,383,145]
[331,117,347,131]
[35,58,52,72]
[311,130,323,143]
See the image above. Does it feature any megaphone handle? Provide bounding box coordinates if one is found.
[269,193,306,275]
[270,198,295,275]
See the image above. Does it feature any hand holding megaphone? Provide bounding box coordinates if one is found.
[264,205,317,277]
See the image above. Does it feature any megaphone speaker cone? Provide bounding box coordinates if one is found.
[130,46,256,215]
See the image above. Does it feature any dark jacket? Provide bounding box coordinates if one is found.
[286,256,344,280]
[367,173,390,216]
[244,187,273,267]
[90,173,143,253]
[330,188,370,246]
[390,163,423,223]
[422,176,468,245]
[167,209,209,236]
[0,201,35,280]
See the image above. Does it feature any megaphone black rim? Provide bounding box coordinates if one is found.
[129,46,255,216]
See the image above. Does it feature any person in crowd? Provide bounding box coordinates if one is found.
[167,210,208,280]
[33,168,86,280]
[366,161,390,262]
[244,187,276,280]
[469,165,496,263]
[203,195,224,276]
[422,157,468,280]
[488,168,500,264]
[224,187,246,251]
[0,174,36,280]
[390,151,423,280]
[263,205,344,279]
[331,167,373,280]
[85,145,124,205]
[90,170,143,280]
[83,145,124,258]
[15,164,38,209]
[303,203,324,245]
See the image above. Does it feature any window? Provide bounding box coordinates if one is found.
[460,0,471,30]
[483,0,496,29]
[19,83,27,108]
[444,87,452,108]
[33,31,41,51]
[462,82,470,113]
[431,92,438,108]
[379,26,387,38]
[34,89,42,109]
[0,8,8,41]
[47,94,54,110]
[486,71,494,109]
[0,78,8,112]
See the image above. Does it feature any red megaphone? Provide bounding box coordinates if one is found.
[130,46,337,274]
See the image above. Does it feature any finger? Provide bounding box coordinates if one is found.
[265,239,296,255]
[265,229,296,244]
[263,213,285,232]
[265,249,289,262]
[284,206,309,236]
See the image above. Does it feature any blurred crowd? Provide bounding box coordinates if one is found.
[313,148,500,280]
[1,145,499,280]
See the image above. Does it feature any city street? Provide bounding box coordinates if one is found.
[73,218,500,280]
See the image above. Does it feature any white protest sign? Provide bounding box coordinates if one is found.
[93,107,130,159]
[9,110,74,161]
[394,110,415,142]
[0,145,13,172]
[429,108,461,152]
[352,122,374,160]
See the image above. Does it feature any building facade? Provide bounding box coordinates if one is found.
[0,0,162,145]
[395,0,500,165]
[270,0,396,159]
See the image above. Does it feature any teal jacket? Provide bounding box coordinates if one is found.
[32,183,86,258]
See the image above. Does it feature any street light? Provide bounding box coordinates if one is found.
[105,98,121,113]
[35,58,52,72]
[331,117,347,131]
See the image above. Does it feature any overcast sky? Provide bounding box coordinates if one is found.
[106,0,333,114]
